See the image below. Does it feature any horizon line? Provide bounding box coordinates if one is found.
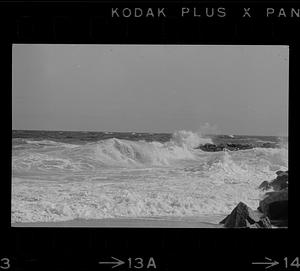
[12,129,288,138]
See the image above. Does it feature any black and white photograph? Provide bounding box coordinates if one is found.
[12,44,288,228]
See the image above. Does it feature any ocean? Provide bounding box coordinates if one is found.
[12,130,288,223]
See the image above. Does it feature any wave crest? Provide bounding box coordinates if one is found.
[93,130,211,166]
[13,130,213,170]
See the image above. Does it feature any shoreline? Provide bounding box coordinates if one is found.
[11,214,227,228]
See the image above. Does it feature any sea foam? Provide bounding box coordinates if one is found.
[11,130,288,223]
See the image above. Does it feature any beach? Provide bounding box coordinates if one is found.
[11,215,226,228]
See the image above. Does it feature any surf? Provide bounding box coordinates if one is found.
[11,131,288,223]
[12,130,213,171]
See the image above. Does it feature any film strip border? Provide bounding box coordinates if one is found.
[0,2,299,44]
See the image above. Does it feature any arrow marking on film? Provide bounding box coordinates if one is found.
[99,257,125,269]
[252,257,279,269]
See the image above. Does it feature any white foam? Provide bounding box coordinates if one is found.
[11,131,288,223]
[14,130,213,171]
[11,169,273,223]
[91,130,212,167]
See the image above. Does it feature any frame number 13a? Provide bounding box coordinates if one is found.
[128,257,157,269]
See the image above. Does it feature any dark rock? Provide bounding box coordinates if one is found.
[258,170,288,191]
[224,143,254,151]
[247,222,259,228]
[257,170,288,227]
[197,143,254,152]
[259,190,288,219]
[220,202,271,228]
[258,181,271,191]
[259,142,279,148]
[271,173,288,191]
[256,217,272,228]
[268,200,288,220]
[197,143,223,152]
[257,206,262,212]
[246,216,272,228]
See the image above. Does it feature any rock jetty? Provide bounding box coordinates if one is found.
[220,202,272,228]
[220,170,288,228]
[197,142,279,152]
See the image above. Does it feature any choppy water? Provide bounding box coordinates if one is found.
[12,130,288,223]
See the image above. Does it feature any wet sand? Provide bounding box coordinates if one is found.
[12,214,226,228]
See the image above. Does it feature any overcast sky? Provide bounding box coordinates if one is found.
[12,44,288,136]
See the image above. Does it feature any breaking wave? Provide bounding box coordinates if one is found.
[11,130,288,222]
[13,130,213,171]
